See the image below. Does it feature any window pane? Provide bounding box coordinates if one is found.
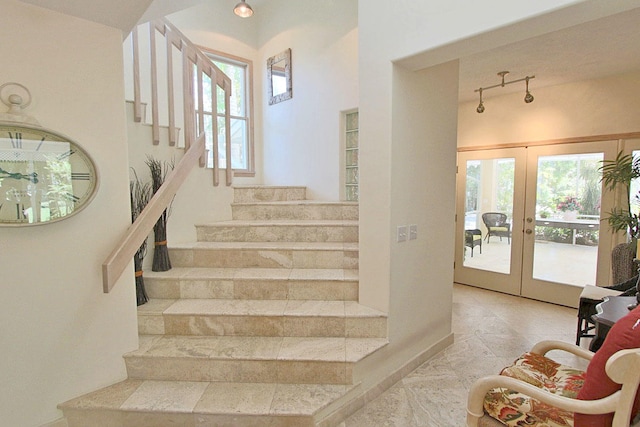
[346,149,358,167]
[202,74,213,113]
[532,153,601,285]
[346,131,358,149]
[346,112,358,131]
[217,116,226,168]
[463,158,515,272]
[230,117,247,169]
[346,167,358,184]
[346,185,358,201]
[213,61,245,117]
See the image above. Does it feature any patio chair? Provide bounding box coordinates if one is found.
[467,305,640,427]
[465,229,482,257]
[482,212,511,244]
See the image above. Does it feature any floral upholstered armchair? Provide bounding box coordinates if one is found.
[467,306,640,427]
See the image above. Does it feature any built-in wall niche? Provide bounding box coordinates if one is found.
[267,48,292,105]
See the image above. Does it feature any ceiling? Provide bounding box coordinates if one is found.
[16,1,640,105]
[458,7,640,103]
[18,0,155,34]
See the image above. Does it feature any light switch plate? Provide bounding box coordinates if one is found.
[409,224,418,240]
[397,225,407,242]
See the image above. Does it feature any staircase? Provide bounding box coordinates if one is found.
[60,186,388,426]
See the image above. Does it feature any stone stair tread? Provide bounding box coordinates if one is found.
[144,267,359,281]
[125,335,388,363]
[156,298,386,318]
[196,219,359,226]
[59,378,357,419]
[171,241,359,250]
[60,187,382,426]
[232,200,358,206]
[136,298,177,315]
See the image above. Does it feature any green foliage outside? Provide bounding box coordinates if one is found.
[466,154,604,247]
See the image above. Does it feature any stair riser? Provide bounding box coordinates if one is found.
[138,314,387,338]
[234,186,306,203]
[64,408,313,427]
[231,204,358,221]
[145,278,359,301]
[196,224,359,243]
[169,248,359,269]
[125,357,353,384]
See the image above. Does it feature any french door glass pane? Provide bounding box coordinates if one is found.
[463,158,515,273]
[532,153,602,285]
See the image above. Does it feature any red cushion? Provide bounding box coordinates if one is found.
[575,304,640,426]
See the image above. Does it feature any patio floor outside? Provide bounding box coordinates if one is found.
[464,238,599,287]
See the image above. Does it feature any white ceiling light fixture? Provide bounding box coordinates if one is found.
[474,71,535,113]
[234,0,254,18]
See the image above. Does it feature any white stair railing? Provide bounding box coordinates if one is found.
[103,18,233,293]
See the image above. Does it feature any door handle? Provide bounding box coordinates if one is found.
[525,229,533,234]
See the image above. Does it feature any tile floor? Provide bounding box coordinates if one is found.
[340,283,589,426]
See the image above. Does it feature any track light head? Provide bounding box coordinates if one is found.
[524,76,534,103]
[476,88,485,113]
[234,0,253,17]
[524,92,534,103]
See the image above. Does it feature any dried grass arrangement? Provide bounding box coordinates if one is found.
[130,170,152,306]
[146,156,175,272]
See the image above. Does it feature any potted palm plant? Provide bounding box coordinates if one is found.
[599,151,640,239]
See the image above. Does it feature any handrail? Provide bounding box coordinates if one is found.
[104,16,236,293]
[102,134,205,293]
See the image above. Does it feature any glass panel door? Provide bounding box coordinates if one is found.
[454,148,526,296]
[521,142,616,307]
[456,141,619,308]
[463,157,515,274]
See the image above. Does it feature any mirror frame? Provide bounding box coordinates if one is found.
[267,48,292,105]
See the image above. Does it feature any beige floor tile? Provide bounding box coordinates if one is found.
[142,336,220,358]
[211,336,283,359]
[137,298,177,314]
[343,283,585,426]
[120,380,208,412]
[284,300,345,316]
[195,382,276,414]
[59,380,144,410]
[271,384,349,415]
[278,337,346,361]
[165,299,288,316]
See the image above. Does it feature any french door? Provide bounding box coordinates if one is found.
[454,141,619,307]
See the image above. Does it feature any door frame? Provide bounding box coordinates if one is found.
[454,147,526,296]
[455,136,640,307]
[519,141,617,307]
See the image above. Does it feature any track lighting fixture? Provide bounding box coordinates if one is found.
[476,88,485,113]
[474,71,535,113]
[233,0,253,18]
[524,76,534,103]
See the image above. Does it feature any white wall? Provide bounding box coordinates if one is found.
[167,0,359,203]
[458,71,640,147]
[356,0,640,392]
[0,2,138,426]
[365,60,459,379]
[258,0,359,201]
[126,108,239,245]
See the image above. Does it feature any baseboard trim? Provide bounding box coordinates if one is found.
[317,332,454,426]
[40,417,68,427]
